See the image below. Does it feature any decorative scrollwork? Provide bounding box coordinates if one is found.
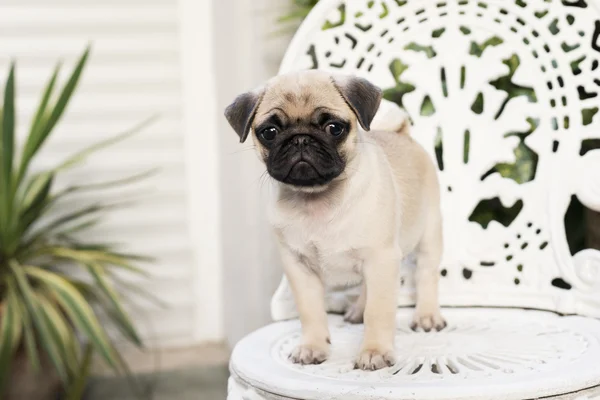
[275,0,600,318]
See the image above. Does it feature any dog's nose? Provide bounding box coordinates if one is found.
[292,135,312,146]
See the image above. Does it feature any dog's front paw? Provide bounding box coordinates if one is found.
[289,343,329,365]
[354,348,396,371]
[411,309,447,332]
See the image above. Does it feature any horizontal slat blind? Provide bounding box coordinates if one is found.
[0,0,198,347]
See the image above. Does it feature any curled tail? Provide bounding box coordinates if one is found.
[370,99,411,134]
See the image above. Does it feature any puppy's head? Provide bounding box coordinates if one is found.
[224,70,382,190]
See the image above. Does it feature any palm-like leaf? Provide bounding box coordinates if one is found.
[21,203,125,248]
[16,47,90,187]
[1,64,15,191]
[24,266,120,370]
[20,172,54,215]
[0,47,155,398]
[65,343,94,400]
[85,263,142,346]
[27,65,60,154]
[41,247,149,275]
[9,261,69,382]
[55,115,157,173]
[35,290,80,376]
[0,279,22,395]
[0,64,16,243]
[16,286,41,373]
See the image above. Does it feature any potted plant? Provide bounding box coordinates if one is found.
[0,47,154,399]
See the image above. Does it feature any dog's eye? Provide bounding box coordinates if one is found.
[325,122,345,137]
[259,127,278,141]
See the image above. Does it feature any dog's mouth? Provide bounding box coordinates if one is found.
[266,135,345,187]
[268,156,343,187]
[283,160,322,186]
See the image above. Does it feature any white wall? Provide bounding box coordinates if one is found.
[213,0,295,345]
[0,0,225,348]
[178,0,224,344]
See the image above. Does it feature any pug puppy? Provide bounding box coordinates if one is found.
[224,70,445,371]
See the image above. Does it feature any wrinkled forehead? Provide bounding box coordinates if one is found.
[254,72,352,126]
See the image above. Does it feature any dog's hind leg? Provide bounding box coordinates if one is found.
[344,282,366,324]
[411,210,446,332]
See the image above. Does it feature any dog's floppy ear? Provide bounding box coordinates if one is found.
[224,89,264,143]
[333,76,382,131]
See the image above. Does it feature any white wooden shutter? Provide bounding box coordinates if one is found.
[0,0,219,348]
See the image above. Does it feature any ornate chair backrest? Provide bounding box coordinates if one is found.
[271,0,600,319]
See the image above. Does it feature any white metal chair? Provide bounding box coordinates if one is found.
[228,0,600,398]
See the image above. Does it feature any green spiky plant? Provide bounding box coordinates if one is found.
[0,47,155,398]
